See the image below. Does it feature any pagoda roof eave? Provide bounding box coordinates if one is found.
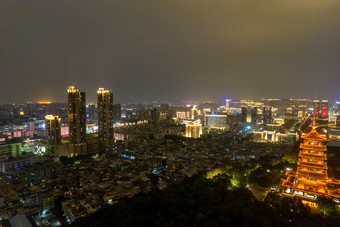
[299,145,327,150]
[301,137,326,141]
[299,154,326,159]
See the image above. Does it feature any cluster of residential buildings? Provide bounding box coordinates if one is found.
[0,93,340,225]
[0,129,292,225]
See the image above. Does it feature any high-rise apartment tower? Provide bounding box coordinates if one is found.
[67,86,86,154]
[97,88,113,146]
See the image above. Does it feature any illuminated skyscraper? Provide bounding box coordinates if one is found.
[45,115,61,146]
[67,86,86,154]
[321,100,328,118]
[97,88,113,146]
[313,100,320,117]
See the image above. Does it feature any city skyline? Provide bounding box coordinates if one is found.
[1,0,340,103]
[0,84,338,105]
[0,95,339,105]
[2,1,340,225]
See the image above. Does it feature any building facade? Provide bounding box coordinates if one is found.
[67,86,86,155]
[97,88,114,147]
[313,100,320,117]
[45,115,61,146]
[185,120,202,138]
[321,100,328,119]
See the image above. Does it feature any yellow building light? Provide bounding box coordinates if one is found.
[97,88,112,94]
[45,115,61,121]
[67,86,76,93]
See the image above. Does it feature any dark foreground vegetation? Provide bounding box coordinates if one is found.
[70,143,340,226]
[72,174,340,227]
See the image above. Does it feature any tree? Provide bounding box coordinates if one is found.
[316,196,339,217]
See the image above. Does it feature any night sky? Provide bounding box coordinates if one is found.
[1,1,340,103]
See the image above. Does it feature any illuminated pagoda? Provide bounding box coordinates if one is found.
[281,118,340,205]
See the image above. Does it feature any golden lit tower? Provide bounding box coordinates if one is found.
[97,88,113,147]
[45,115,61,146]
[67,86,86,154]
[295,119,328,193]
[281,118,340,206]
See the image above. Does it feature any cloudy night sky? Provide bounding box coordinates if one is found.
[1,0,340,103]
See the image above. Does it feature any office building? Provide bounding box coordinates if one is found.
[45,115,61,146]
[176,111,190,119]
[313,100,320,117]
[97,88,114,146]
[321,100,328,118]
[185,120,202,138]
[67,86,86,155]
[0,142,23,161]
[204,114,227,129]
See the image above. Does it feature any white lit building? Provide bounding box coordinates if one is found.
[184,120,202,138]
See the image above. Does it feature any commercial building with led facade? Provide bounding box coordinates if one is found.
[204,114,227,129]
[321,100,328,119]
[313,100,320,117]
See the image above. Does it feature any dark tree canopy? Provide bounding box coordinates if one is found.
[71,174,340,227]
